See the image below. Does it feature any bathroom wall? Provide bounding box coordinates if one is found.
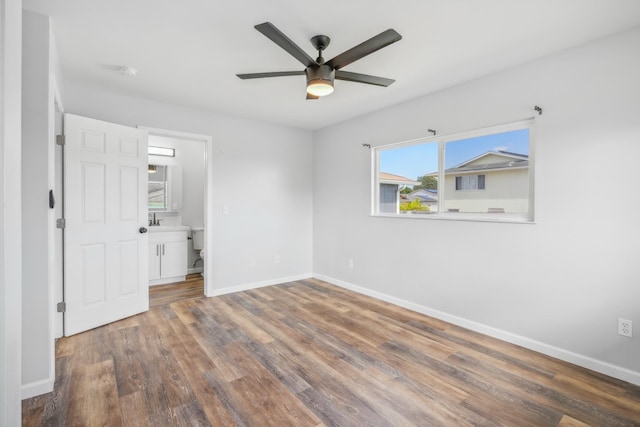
[148,134,206,272]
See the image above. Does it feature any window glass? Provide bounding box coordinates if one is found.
[148,164,167,211]
[378,142,438,215]
[373,121,533,222]
[443,129,529,215]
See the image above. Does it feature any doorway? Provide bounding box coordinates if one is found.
[55,121,214,337]
[141,127,213,297]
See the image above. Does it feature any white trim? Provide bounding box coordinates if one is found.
[138,126,214,297]
[313,273,640,386]
[187,267,203,275]
[209,273,313,297]
[371,212,535,225]
[46,71,62,396]
[149,275,187,286]
[21,377,54,400]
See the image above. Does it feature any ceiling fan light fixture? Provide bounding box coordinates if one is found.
[306,65,335,97]
[307,81,334,97]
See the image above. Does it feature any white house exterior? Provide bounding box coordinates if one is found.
[441,151,529,214]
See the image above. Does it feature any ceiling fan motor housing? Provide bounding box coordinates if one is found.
[306,64,335,87]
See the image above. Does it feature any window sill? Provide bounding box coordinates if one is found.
[371,212,535,224]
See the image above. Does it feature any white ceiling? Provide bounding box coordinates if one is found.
[23,0,640,130]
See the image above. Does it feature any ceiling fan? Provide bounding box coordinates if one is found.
[236,22,402,99]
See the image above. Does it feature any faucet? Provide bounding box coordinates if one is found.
[149,213,161,226]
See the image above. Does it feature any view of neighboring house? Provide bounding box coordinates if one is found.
[400,188,439,212]
[378,172,420,214]
[428,150,529,214]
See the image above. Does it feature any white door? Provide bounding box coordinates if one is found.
[64,114,149,336]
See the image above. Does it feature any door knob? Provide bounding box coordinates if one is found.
[139,227,148,234]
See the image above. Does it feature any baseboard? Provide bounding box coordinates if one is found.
[313,273,640,387]
[187,267,203,275]
[207,273,313,297]
[21,377,54,399]
[149,275,187,286]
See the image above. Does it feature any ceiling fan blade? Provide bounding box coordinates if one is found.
[306,93,319,100]
[335,70,395,87]
[236,71,305,79]
[254,22,316,67]
[326,29,402,70]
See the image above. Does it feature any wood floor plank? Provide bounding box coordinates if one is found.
[119,390,152,427]
[23,277,640,426]
[66,359,123,427]
[110,325,149,397]
[224,343,323,427]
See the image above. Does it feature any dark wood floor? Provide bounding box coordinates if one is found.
[23,278,640,426]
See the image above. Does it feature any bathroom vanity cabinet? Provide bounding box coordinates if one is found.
[148,228,188,285]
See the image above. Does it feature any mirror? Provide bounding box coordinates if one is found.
[148,164,182,212]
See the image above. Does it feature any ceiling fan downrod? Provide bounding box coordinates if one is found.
[310,35,330,65]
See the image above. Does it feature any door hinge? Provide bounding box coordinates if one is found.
[57,302,66,313]
[56,135,65,146]
[56,218,66,229]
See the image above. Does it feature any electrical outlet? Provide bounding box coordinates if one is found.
[249,258,256,269]
[618,318,632,337]
[348,258,354,269]
[274,255,280,264]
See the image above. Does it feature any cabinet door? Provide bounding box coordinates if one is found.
[148,243,161,281]
[160,240,188,278]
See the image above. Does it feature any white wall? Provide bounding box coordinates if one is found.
[63,83,314,293]
[21,9,56,398]
[0,0,22,423]
[313,27,640,384]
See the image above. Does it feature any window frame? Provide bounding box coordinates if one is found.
[372,118,535,223]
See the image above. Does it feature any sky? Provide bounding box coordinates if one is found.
[379,128,529,180]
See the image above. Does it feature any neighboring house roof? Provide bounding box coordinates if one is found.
[379,172,421,186]
[425,151,529,176]
[402,189,438,204]
[446,151,528,174]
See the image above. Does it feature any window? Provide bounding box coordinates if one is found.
[148,146,175,157]
[373,119,534,222]
[148,164,168,211]
[455,175,485,191]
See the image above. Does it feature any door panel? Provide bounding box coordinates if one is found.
[64,113,148,336]
[161,240,188,278]
[118,240,140,296]
[119,166,139,220]
[81,243,106,304]
[81,163,105,222]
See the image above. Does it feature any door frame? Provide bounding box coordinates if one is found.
[52,75,64,340]
[139,126,214,296]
